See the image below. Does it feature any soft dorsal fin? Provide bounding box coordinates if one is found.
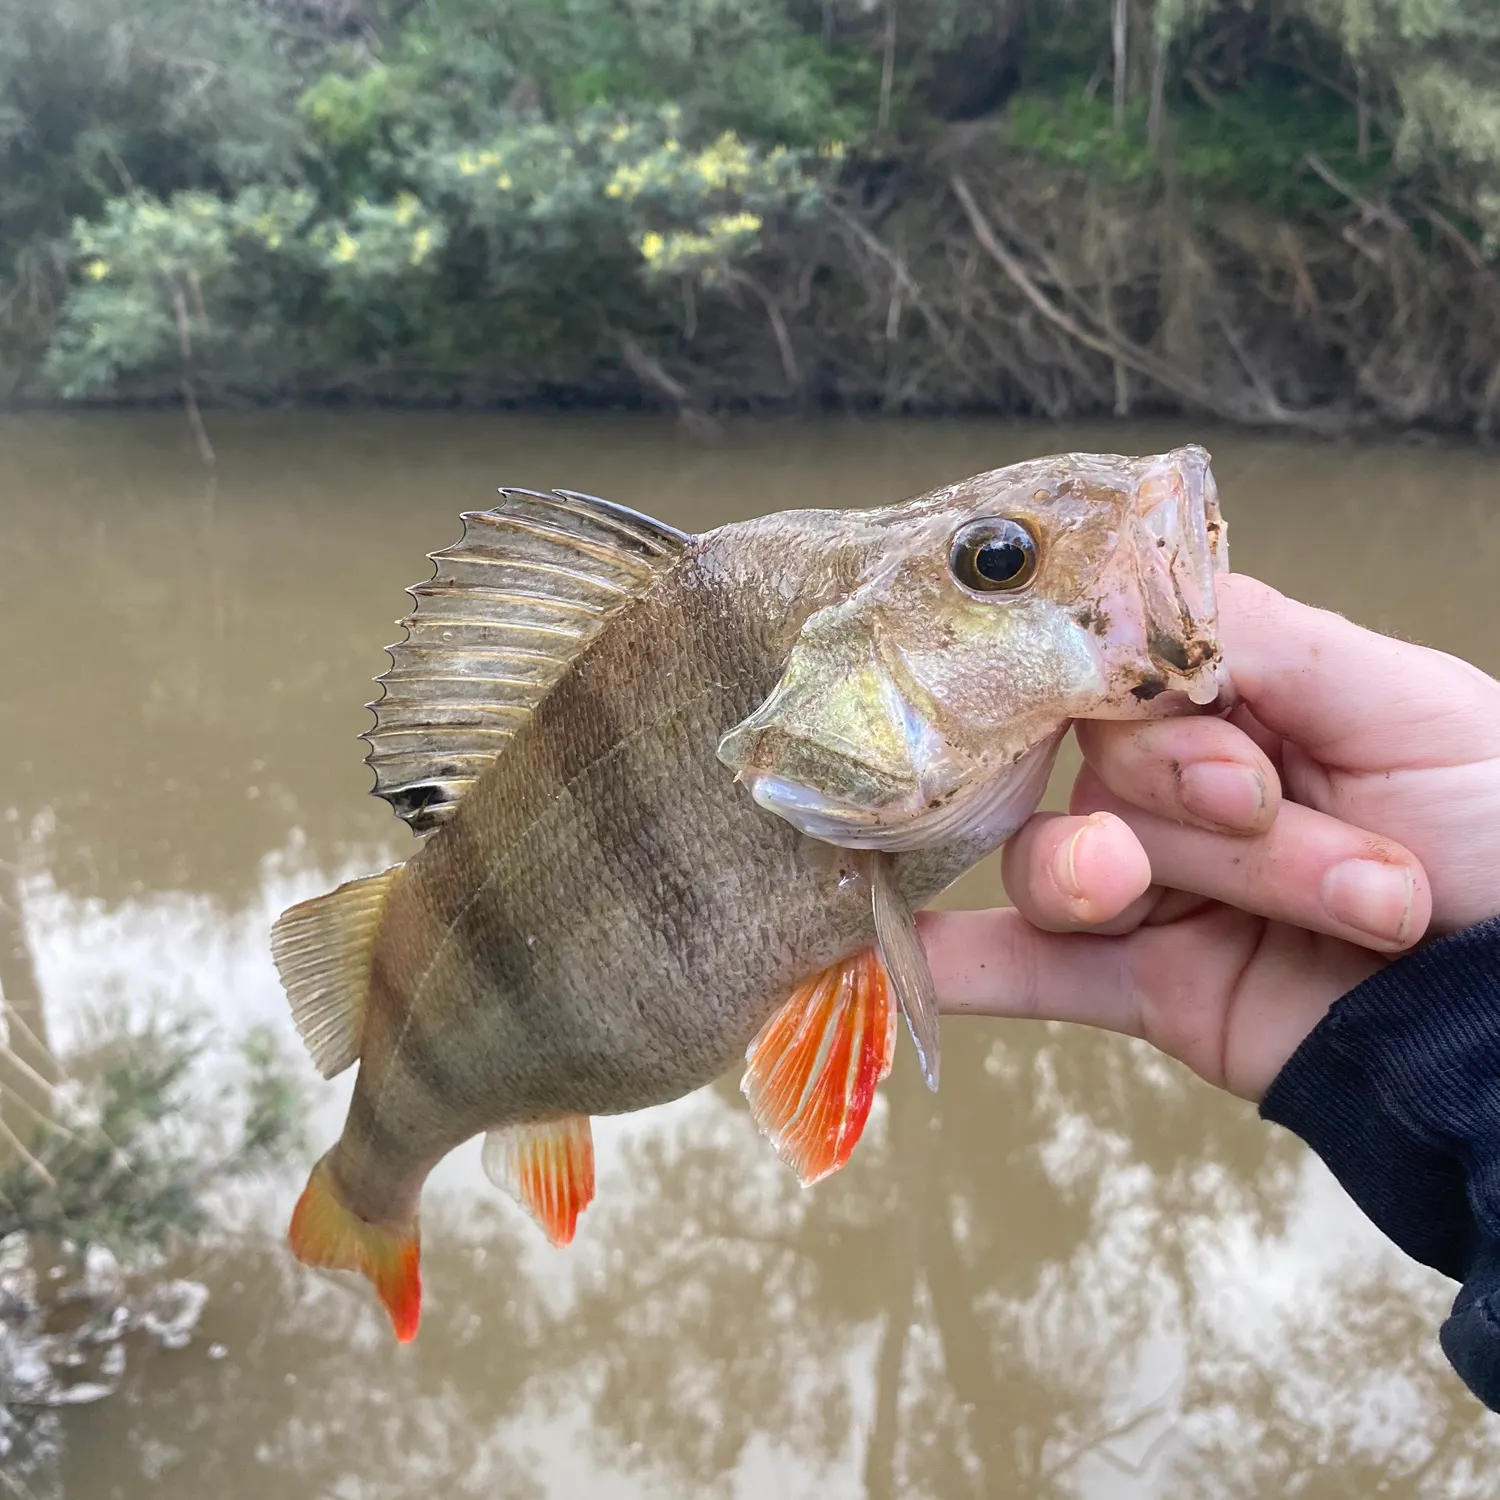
[364,489,690,835]
[271,864,404,1078]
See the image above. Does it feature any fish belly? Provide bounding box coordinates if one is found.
[393,770,880,1127]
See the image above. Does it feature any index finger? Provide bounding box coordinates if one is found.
[1219,574,1500,769]
[920,904,1383,1101]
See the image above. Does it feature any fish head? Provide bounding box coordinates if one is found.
[716,445,1230,851]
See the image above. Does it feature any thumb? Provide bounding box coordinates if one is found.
[1217,574,1500,770]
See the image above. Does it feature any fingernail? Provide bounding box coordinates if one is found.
[1054,818,1101,900]
[1322,859,1415,945]
[1178,761,1266,830]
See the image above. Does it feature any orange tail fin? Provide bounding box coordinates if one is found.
[288,1154,422,1343]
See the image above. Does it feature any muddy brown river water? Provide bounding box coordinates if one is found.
[2,411,1499,1498]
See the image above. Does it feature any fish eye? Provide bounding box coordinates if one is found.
[949,518,1040,594]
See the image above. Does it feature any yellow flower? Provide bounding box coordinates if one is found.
[331,229,359,264]
[709,211,762,237]
[455,152,479,176]
[495,173,513,190]
[84,259,109,281]
[393,192,420,225]
[639,231,665,264]
[691,132,753,190]
[608,123,630,143]
[410,226,433,265]
[606,160,653,201]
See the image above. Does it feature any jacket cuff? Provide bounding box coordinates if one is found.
[1442,1236,1500,1411]
[1260,917,1500,1283]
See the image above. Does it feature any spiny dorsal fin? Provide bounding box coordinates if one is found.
[364,488,691,835]
[270,864,403,1078]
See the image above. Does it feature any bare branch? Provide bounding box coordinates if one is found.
[1304,152,1406,233]
[724,269,800,390]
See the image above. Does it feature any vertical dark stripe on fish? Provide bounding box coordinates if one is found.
[381,572,782,1113]
[393,997,470,1104]
[357,947,436,1153]
[388,751,552,1107]
[556,656,706,979]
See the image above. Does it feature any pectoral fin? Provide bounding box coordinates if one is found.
[868,852,941,1091]
[481,1115,596,1247]
[741,950,898,1187]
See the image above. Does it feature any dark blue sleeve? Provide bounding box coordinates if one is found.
[1260,917,1500,1411]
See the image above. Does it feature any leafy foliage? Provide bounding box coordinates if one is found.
[40,103,828,399]
[1005,72,1391,219]
[0,0,302,380]
[1308,0,1500,245]
[2,0,1499,423]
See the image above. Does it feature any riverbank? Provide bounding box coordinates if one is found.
[4,0,1498,437]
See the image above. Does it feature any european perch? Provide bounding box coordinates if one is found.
[271,446,1230,1340]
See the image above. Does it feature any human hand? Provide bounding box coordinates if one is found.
[924,574,1500,1102]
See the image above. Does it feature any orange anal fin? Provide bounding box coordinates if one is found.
[288,1153,422,1343]
[742,948,898,1188]
[481,1114,596,1247]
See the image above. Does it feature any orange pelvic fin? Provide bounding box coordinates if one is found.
[288,1153,422,1343]
[742,948,898,1188]
[481,1114,596,1247]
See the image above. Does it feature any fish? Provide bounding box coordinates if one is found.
[270,445,1230,1341]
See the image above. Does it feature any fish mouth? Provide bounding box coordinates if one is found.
[1078,445,1233,718]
